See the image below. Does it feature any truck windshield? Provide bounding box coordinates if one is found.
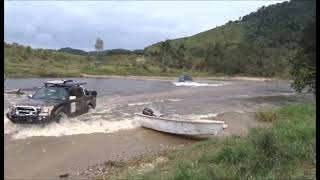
[32,87,67,100]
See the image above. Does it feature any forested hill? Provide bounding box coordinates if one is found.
[144,0,316,77]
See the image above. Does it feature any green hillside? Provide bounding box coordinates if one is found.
[145,0,315,77]
[4,43,88,77]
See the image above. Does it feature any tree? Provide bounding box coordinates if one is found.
[94,37,104,61]
[94,38,104,51]
[204,42,224,73]
[290,16,316,94]
[26,46,32,54]
[159,40,171,66]
[176,44,186,69]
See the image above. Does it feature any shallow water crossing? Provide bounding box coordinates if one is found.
[4,78,312,140]
[4,77,314,179]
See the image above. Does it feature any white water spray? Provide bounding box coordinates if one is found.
[172,82,227,87]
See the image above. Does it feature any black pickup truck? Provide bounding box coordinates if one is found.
[6,80,97,124]
[178,75,193,82]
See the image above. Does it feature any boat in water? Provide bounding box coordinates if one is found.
[134,108,227,135]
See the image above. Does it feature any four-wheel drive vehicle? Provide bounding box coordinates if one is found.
[6,80,97,124]
[178,75,193,82]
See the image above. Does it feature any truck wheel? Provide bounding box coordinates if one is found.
[87,104,93,113]
[56,112,67,123]
[142,108,154,116]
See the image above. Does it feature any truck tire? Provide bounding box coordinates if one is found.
[56,112,67,123]
[87,104,93,113]
[142,108,154,116]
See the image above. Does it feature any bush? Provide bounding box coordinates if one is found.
[255,111,277,122]
[215,104,315,179]
[161,67,167,72]
[213,146,248,165]
[172,161,218,180]
[142,64,151,72]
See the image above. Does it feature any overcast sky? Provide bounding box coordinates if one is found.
[5,1,284,51]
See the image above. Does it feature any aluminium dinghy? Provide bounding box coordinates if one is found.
[134,108,227,135]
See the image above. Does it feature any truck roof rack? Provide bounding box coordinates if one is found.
[44,80,87,87]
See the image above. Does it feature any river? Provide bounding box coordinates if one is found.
[4,77,313,179]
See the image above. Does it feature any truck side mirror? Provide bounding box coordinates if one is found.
[69,96,76,100]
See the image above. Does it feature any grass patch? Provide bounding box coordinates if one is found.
[255,110,277,122]
[99,103,315,179]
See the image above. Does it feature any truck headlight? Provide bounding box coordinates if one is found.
[40,106,54,116]
[223,123,228,129]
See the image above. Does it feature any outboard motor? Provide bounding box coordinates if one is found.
[142,107,154,116]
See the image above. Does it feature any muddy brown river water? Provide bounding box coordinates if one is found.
[4,77,313,179]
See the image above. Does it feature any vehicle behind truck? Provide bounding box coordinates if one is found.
[6,80,97,124]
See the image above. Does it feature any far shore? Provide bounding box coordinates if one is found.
[80,74,285,82]
[5,73,290,82]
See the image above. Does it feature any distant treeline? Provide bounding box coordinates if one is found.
[57,47,144,56]
[4,43,144,56]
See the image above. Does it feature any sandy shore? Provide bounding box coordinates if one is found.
[4,112,265,179]
[4,128,196,179]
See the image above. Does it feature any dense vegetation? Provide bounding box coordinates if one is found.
[145,0,315,78]
[4,43,207,77]
[290,16,316,94]
[100,104,315,179]
[4,43,87,77]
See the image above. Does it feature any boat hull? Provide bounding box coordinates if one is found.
[134,113,227,135]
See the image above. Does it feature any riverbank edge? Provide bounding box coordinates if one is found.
[93,103,315,179]
[6,73,290,82]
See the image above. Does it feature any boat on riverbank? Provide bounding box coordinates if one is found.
[134,112,227,135]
